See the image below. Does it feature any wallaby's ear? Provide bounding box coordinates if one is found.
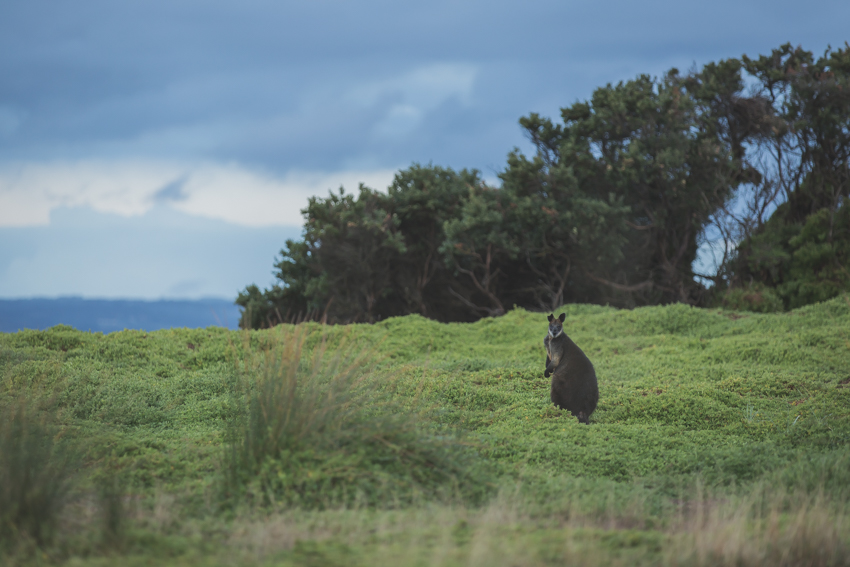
[558,313,566,322]
[547,314,554,322]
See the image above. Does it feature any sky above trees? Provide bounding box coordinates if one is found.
[1,0,848,299]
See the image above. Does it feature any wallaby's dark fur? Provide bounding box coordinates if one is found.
[544,313,599,424]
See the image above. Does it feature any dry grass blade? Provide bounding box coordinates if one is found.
[669,485,850,567]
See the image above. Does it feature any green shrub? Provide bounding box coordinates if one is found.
[222,327,490,509]
[729,200,850,312]
[719,284,784,313]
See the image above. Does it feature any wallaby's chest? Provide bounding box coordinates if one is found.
[546,334,569,364]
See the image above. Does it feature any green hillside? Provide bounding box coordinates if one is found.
[2,297,849,565]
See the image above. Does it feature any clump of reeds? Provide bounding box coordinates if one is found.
[669,483,850,567]
[222,325,489,509]
[0,399,76,550]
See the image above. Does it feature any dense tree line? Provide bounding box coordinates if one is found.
[238,44,850,327]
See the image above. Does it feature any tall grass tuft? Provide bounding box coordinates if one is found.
[223,326,490,509]
[98,474,126,550]
[670,484,850,567]
[0,399,76,549]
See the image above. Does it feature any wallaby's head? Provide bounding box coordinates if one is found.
[547,313,566,338]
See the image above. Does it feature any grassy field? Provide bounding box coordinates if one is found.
[1,297,849,566]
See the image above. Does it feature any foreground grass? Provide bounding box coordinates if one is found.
[1,296,849,565]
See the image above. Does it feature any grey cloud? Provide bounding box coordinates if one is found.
[153,176,190,203]
[2,0,848,300]
[0,0,848,175]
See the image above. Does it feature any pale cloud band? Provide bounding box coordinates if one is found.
[0,161,397,228]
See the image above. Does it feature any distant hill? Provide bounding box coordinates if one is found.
[0,297,241,333]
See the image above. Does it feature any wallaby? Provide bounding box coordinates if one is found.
[544,313,599,425]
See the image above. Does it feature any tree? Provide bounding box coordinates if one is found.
[505,64,756,306]
[723,44,850,308]
[496,145,629,311]
[440,182,521,317]
[237,165,487,326]
[386,165,482,320]
[238,46,849,327]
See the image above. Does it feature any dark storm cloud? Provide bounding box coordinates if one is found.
[1,0,848,174]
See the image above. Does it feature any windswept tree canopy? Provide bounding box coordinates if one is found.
[238,44,850,327]
[513,61,764,306]
[238,165,485,325]
[722,44,850,309]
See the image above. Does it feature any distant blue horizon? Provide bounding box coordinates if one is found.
[0,297,242,333]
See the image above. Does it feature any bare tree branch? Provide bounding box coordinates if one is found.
[584,270,654,293]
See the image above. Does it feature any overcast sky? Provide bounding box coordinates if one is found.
[1,0,848,299]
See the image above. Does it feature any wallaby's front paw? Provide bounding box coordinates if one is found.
[544,370,550,378]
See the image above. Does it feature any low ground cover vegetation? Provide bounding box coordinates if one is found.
[1,297,849,565]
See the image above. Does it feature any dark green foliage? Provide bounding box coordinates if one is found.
[236,284,289,330]
[239,67,750,324]
[237,45,850,324]
[722,44,850,308]
[441,154,630,315]
[238,166,484,325]
[731,203,850,310]
[507,62,758,307]
[387,165,483,318]
[743,44,850,226]
[236,61,775,325]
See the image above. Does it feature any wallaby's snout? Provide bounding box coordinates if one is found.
[547,312,565,338]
